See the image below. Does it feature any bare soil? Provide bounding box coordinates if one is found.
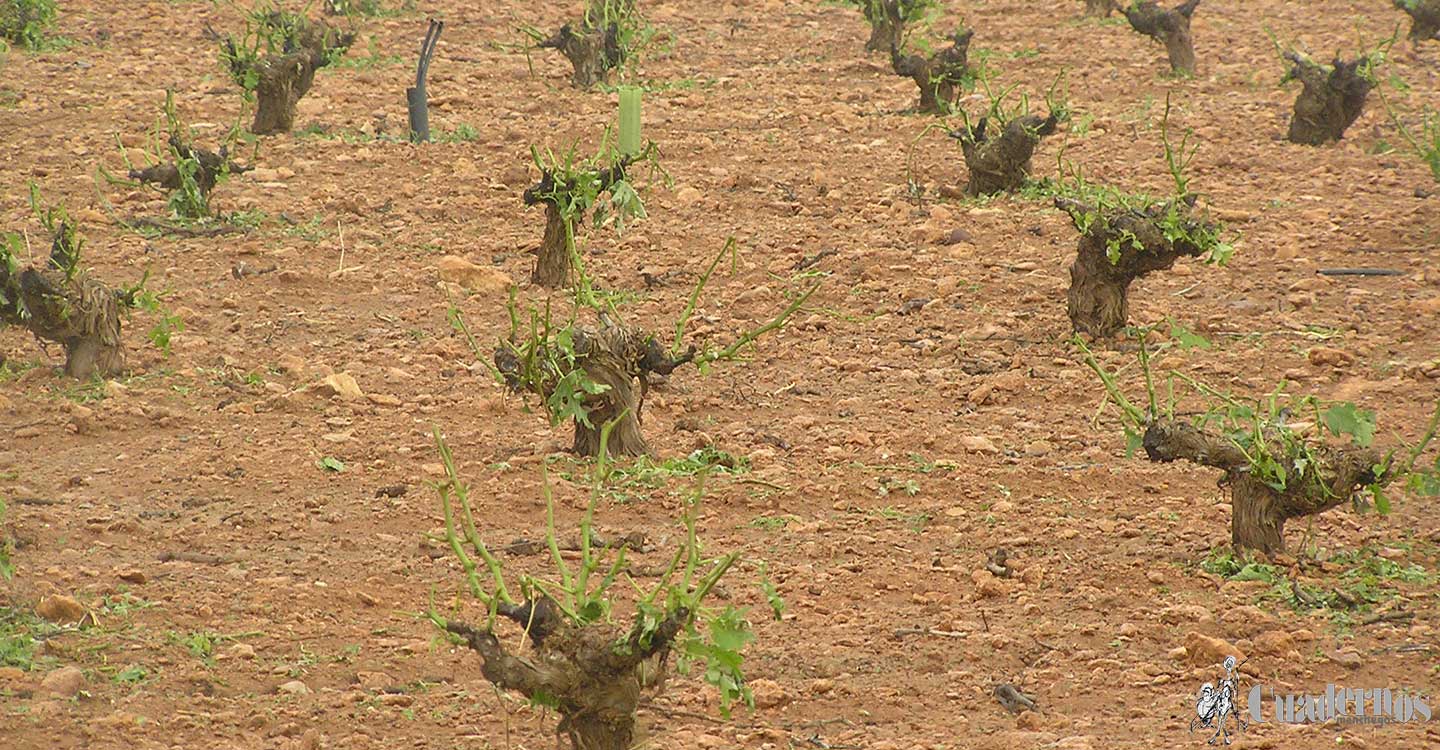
[2,1,1439,749]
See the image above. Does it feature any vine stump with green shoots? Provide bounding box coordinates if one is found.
[1395,0,1440,44]
[523,152,639,290]
[106,92,250,227]
[1122,0,1199,76]
[2,209,127,379]
[1080,337,1440,556]
[536,0,633,89]
[431,433,764,749]
[889,27,973,115]
[1283,52,1377,146]
[218,11,355,135]
[495,318,694,457]
[1142,419,1385,555]
[1058,195,1218,337]
[863,0,931,54]
[1,0,57,51]
[129,136,251,213]
[953,112,1060,196]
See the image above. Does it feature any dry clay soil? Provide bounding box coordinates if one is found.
[2,1,1440,749]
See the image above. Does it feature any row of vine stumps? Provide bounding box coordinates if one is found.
[2,1,1440,749]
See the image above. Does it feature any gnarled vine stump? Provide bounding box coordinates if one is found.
[539,0,631,88]
[1057,196,1213,337]
[1142,419,1382,555]
[890,28,973,114]
[446,599,687,750]
[1123,0,1199,75]
[2,237,127,380]
[523,156,634,289]
[953,112,1059,195]
[1284,53,1373,145]
[129,135,252,198]
[539,22,622,88]
[1396,0,1440,43]
[864,0,910,53]
[495,322,695,457]
[223,16,354,135]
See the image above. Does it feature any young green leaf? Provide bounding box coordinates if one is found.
[318,457,346,472]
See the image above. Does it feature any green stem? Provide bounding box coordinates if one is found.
[435,429,514,604]
[1074,337,1145,429]
[1394,400,1440,479]
[673,237,735,357]
[542,466,574,599]
[698,282,821,365]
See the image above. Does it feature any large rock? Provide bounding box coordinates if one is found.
[1182,631,1244,667]
[315,373,365,401]
[40,666,85,697]
[36,595,86,625]
[437,256,514,295]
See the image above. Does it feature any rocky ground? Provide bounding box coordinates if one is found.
[1,0,1439,748]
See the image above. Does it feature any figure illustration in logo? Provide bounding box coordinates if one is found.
[1190,655,1247,745]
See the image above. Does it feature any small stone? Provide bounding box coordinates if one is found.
[36,595,86,624]
[315,373,365,401]
[278,680,311,695]
[674,186,702,206]
[1307,346,1354,368]
[1016,709,1043,730]
[116,569,147,584]
[436,255,514,295]
[750,678,790,709]
[1159,604,1212,625]
[1183,631,1244,667]
[1251,630,1294,656]
[959,435,999,454]
[225,643,257,660]
[356,671,393,690]
[1328,649,1363,669]
[40,666,85,697]
[940,227,974,246]
[276,354,307,375]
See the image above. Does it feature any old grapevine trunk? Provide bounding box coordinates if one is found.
[532,205,570,288]
[495,323,695,458]
[1123,0,1199,75]
[539,23,622,88]
[889,28,973,114]
[1142,419,1382,555]
[1058,196,1211,337]
[1396,0,1440,43]
[956,113,1059,195]
[1284,53,1373,145]
[446,599,687,750]
[864,0,905,53]
[129,136,252,197]
[1,265,126,380]
[239,19,354,135]
[523,158,634,289]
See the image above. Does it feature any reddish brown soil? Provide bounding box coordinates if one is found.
[2,1,1439,749]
